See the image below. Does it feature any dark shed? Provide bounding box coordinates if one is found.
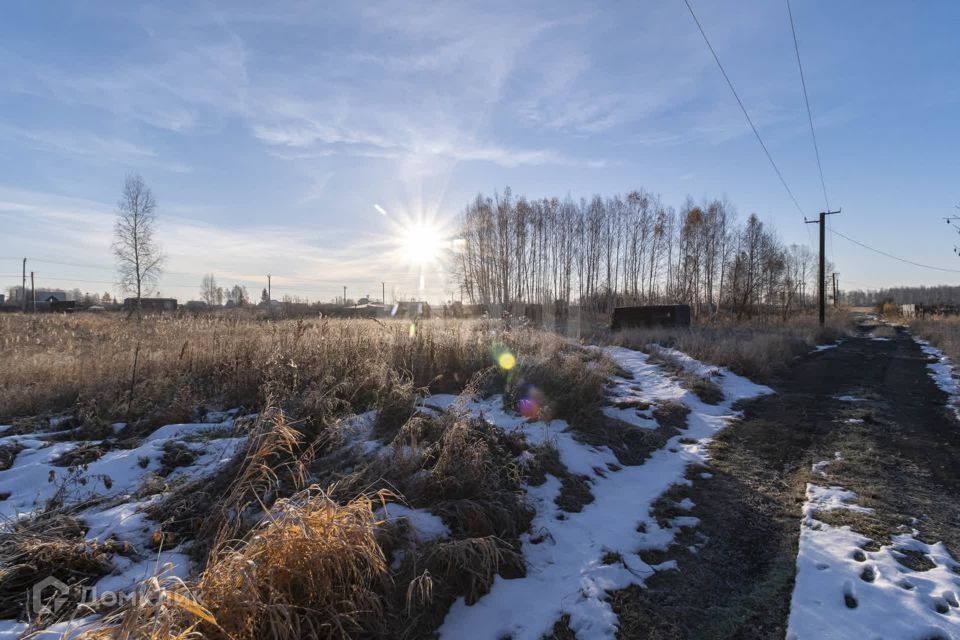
[611,304,691,330]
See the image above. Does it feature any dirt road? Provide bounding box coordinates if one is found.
[613,322,960,639]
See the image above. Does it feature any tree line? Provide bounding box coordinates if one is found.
[844,285,960,307]
[455,187,829,320]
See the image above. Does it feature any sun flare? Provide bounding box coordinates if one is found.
[399,222,445,265]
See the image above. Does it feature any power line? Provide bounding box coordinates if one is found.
[683,0,807,220]
[831,228,960,274]
[786,0,830,212]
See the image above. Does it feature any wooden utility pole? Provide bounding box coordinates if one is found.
[343,286,347,306]
[21,258,26,312]
[805,209,840,325]
[832,272,839,307]
[382,281,385,305]
[30,271,35,313]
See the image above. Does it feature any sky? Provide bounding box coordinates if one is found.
[1,0,959,303]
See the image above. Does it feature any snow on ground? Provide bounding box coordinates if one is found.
[602,361,662,430]
[915,338,960,420]
[788,454,960,639]
[812,452,842,477]
[0,622,27,639]
[376,503,450,542]
[0,423,244,520]
[0,413,249,635]
[832,395,865,403]
[438,346,772,640]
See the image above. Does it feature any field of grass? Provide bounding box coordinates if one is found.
[0,314,609,427]
[607,312,849,381]
[0,313,616,638]
[0,311,853,638]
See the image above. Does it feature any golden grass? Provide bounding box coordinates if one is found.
[75,489,387,640]
[0,313,607,637]
[611,313,850,381]
[199,488,388,640]
[0,314,603,429]
[0,315,472,421]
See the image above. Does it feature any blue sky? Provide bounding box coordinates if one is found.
[1,0,958,302]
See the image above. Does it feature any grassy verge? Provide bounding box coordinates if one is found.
[910,315,960,361]
[609,313,849,382]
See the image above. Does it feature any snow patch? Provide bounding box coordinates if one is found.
[376,503,450,542]
[788,458,960,639]
[915,338,960,420]
[833,395,865,403]
[438,347,772,639]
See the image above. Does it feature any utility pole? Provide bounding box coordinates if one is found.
[343,286,347,306]
[267,274,271,302]
[805,209,841,325]
[30,271,35,313]
[832,272,839,307]
[21,258,26,312]
[382,281,385,306]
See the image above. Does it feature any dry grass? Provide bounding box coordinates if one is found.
[0,315,481,423]
[911,316,960,362]
[611,313,849,381]
[146,402,309,559]
[0,314,605,429]
[74,566,219,640]
[0,313,610,637]
[645,346,723,404]
[198,488,388,640]
[0,512,112,621]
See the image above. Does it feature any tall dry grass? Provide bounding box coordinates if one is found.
[198,487,389,640]
[4,313,611,638]
[610,313,849,381]
[910,316,960,362]
[0,314,601,427]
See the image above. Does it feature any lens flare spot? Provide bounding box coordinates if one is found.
[517,384,544,420]
[497,352,516,370]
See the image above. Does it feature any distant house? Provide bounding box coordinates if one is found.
[8,288,66,304]
[40,292,67,303]
[123,297,178,312]
[184,300,208,311]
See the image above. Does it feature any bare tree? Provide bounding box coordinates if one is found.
[113,174,163,312]
[200,273,223,306]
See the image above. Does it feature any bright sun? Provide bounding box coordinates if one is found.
[400,222,445,265]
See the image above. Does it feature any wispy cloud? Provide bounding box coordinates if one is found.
[0,125,190,173]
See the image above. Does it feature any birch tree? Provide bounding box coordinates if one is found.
[113,174,163,311]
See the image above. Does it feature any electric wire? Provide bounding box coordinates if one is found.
[786,0,830,212]
[831,228,960,274]
[683,0,807,221]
